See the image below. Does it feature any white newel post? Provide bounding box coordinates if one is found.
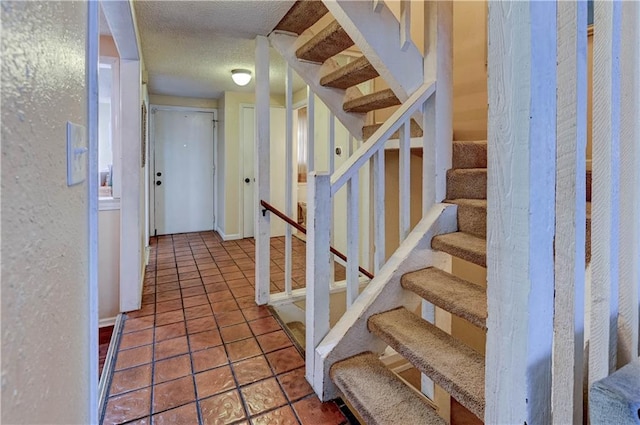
[590,0,622,383]
[255,35,271,305]
[552,1,587,423]
[486,2,557,423]
[306,172,331,394]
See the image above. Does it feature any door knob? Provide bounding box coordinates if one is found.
[244,178,250,183]
[156,181,162,186]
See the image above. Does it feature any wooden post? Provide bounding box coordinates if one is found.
[285,64,293,297]
[590,0,622,383]
[399,120,410,241]
[552,1,587,423]
[372,150,385,273]
[306,172,331,391]
[616,0,640,367]
[255,35,271,305]
[486,2,557,423]
[346,173,359,306]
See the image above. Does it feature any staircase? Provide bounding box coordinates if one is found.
[330,141,488,423]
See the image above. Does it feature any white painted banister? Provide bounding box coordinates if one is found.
[552,1,587,423]
[372,0,383,13]
[254,35,271,305]
[400,0,411,52]
[330,81,435,195]
[372,150,385,273]
[346,172,359,306]
[284,64,293,297]
[590,0,622,384]
[399,120,410,241]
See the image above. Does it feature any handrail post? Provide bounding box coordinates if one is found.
[306,172,332,393]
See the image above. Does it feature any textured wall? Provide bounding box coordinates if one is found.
[1,2,90,424]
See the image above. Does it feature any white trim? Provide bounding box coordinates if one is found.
[88,2,100,423]
[150,104,217,113]
[239,103,254,239]
[99,316,117,328]
[217,229,242,241]
[99,198,120,211]
[98,313,125,421]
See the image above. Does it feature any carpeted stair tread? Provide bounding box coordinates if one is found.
[446,168,487,200]
[274,0,329,35]
[368,308,485,419]
[446,198,486,239]
[296,20,354,63]
[331,352,447,425]
[453,140,487,169]
[320,56,379,90]
[431,232,486,268]
[362,118,423,140]
[343,89,400,113]
[401,267,487,330]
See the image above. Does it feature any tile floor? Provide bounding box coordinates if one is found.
[101,231,351,425]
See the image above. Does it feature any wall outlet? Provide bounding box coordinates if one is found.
[67,121,87,186]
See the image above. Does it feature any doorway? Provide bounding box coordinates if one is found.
[152,108,216,235]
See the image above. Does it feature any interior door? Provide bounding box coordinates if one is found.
[154,109,215,235]
[241,106,287,238]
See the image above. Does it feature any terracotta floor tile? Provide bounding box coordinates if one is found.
[203,275,226,285]
[119,417,150,425]
[226,338,262,362]
[198,262,218,271]
[155,322,187,342]
[183,294,209,308]
[293,396,347,425]
[156,282,180,293]
[232,356,273,386]
[207,290,234,302]
[230,285,254,299]
[200,268,222,277]
[242,306,272,321]
[187,316,217,335]
[215,310,246,328]
[156,268,178,277]
[195,365,236,398]
[251,405,299,425]
[123,316,155,334]
[199,390,246,425]
[154,354,192,384]
[277,368,313,402]
[178,265,198,274]
[157,274,179,284]
[240,378,287,417]
[220,323,252,343]
[189,329,223,351]
[151,402,199,425]
[156,289,182,303]
[115,345,153,370]
[184,304,213,321]
[256,330,293,354]
[155,336,189,360]
[120,329,153,350]
[191,346,228,373]
[248,316,281,336]
[109,364,152,396]
[181,285,206,298]
[224,271,246,281]
[103,387,151,425]
[141,294,155,305]
[236,296,257,309]
[266,347,305,375]
[212,299,240,314]
[155,310,185,327]
[153,376,196,414]
[156,299,183,314]
[180,278,203,288]
[126,304,155,319]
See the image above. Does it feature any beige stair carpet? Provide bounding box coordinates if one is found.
[274,0,328,35]
[320,56,379,90]
[431,232,487,268]
[296,20,354,63]
[368,308,485,420]
[343,88,400,113]
[331,352,447,425]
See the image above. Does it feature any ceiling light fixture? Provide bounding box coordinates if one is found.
[231,69,252,86]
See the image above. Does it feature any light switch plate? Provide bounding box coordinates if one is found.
[67,121,87,186]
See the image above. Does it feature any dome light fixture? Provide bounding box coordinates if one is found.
[231,69,252,86]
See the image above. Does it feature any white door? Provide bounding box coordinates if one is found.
[241,106,287,238]
[154,109,215,235]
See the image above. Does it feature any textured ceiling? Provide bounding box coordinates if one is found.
[133,0,306,99]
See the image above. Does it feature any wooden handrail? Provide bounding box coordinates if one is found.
[260,200,375,280]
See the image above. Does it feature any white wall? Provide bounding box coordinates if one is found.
[99,210,121,322]
[1,1,91,423]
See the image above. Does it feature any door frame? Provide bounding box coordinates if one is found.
[239,103,288,239]
[149,105,218,237]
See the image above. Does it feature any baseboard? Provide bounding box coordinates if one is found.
[99,316,117,328]
[218,229,242,241]
[98,313,125,421]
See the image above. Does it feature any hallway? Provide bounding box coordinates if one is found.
[101,231,351,425]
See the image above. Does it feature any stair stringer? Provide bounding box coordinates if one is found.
[322,0,424,103]
[269,31,367,140]
[312,203,458,401]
